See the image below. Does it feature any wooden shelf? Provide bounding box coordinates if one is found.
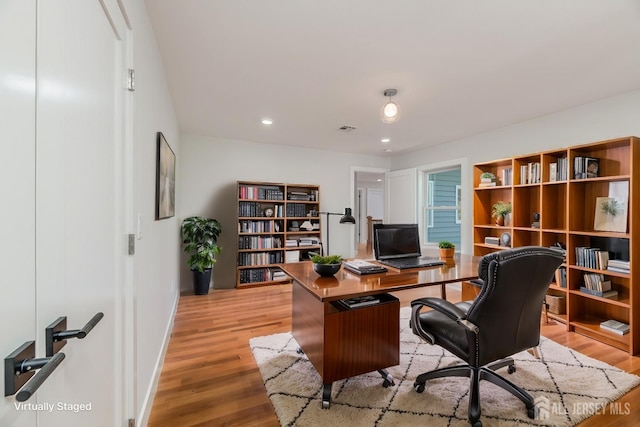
[237,181,321,287]
[473,136,639,354]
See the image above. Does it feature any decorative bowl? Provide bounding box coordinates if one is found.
[313,263,341,277]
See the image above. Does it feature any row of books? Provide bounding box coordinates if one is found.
[549,157,569,182]
[520,162,541,184]
[574,247,609,270]
[239,202,284,217]
[287,190,317,201]
[237,251,284,266]
[239,185,284,201]
[286,203,310,217]
[502,167,513,186]
[581,272,613,292]
[239,267,288,284]
[238,220,281,233]
[238,236,282,250]
[574,156,599,179]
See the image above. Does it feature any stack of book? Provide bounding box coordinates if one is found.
[285,239,298,248]
[299,237,320,247]
[343,259,388,275]
[607,259,630,274]
[338,295,380,309]
[478,178,497,188]
[271,269,288,281]
[600,319,630,335]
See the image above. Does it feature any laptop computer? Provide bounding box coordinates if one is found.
[373,223,445,270]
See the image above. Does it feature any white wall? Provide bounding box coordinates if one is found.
[390,90,640,254]
[178,134,389,290]
[128,0,181,424]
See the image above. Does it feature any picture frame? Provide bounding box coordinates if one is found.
[593,196,627,233]
[156,132,176,220]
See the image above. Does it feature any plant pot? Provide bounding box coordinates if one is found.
[495,215,504,226]
[192,268,212,295]
[439,248,455,258]
[313,263,342,277]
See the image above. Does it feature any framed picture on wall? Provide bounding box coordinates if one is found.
[156,132,175,220]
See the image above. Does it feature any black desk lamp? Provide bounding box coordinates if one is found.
[310,208,356,255]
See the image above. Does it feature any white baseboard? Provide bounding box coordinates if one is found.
[137,291,179,426]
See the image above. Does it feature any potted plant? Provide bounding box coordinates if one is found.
[491,201,512,226]
[480,172,496,183]
[438,241,455,258]
[311,254,343,277]
[181,216,223,295]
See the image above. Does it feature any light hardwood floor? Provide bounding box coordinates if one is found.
[148,280,640,427]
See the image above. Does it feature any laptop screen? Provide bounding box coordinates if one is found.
[373,223,422,260]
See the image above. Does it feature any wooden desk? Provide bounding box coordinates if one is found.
[281,254,479,408]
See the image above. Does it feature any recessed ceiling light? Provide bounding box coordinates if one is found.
[383,148,392,153]
[261,119,273,125]
[376,179,382,182]
[381,138,391,143]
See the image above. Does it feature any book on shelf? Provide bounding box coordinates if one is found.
[600,319,629,335]
[549,162,557,182]
[478,181,497,187]
[338,295,380,309]
[579,286,618,299]
[343,259,388,275]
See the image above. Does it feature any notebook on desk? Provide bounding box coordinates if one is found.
[373,223,445,270]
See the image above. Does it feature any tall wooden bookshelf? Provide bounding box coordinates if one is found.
[473,136,639,354]
[237,181,321,288]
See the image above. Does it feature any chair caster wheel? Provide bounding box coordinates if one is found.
[527,406,536,419]
[414,383,425,393]
[296,347,304,354]
[508,365,516,374]
[472,421,482,427]
[383,379,391,388]
[321,400,330,409]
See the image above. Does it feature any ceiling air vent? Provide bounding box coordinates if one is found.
[339,125,357,132]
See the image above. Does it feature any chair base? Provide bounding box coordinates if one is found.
[413,357,535,426]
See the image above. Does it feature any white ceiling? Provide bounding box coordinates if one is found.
[145,1,640,156]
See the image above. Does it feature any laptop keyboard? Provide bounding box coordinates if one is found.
[379,258,445,269]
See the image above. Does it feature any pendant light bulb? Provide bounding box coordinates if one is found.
[381,89,399,123]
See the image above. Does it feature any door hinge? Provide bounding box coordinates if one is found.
[128,234,135,255]
[128,419,136,427]
[127,68,135,91]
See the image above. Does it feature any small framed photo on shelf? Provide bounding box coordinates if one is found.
[593,197,628,232]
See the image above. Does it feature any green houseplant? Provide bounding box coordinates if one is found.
[311,254,343,277]
[181,216,222,295]
[438,241,455,258]
[491,201,512,226]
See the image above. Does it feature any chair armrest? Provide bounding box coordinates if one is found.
[411,297,479,334]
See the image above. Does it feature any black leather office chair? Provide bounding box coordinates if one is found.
[410,246,563,426]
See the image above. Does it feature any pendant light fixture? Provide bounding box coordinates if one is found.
[381,88,399,123]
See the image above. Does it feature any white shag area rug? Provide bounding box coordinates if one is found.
[250,307,640,426]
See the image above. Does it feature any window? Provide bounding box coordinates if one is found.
[422,168,462,248]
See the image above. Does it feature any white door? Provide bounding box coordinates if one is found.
[385,168,418,223]
[0,1,37,425]
[34,1,127,425]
